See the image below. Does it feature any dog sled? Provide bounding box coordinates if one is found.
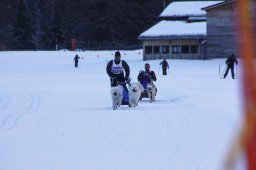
[119,82,130,105]
[138,73,157,101]
[139,79,149,100]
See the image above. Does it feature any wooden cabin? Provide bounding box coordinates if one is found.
[202,1,237,58]
[202,0,256,59]
[138,1,223,60]
[138,21,207,60]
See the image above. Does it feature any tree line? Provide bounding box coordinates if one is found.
[0,0,164,50]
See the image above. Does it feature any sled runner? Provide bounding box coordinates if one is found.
[118,82,130,105]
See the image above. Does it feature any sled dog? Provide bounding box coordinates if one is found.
[147,83,156,103]
[110,85,123,110]
[128,82,144,108]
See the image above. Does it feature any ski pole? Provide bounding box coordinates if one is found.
[236,64,238,79]
[220,65,227,79]
[219,65,221,75]
[158,65,160,75]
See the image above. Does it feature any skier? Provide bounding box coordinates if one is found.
[223,54,238,79]
[159,59,169,75]
[73,54,80,68]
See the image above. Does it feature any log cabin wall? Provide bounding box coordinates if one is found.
[205,3,238,58]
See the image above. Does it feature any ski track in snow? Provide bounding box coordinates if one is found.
[0,92,40,131]
[84,94,206,169]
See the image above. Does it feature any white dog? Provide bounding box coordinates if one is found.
[128,82,144,108]
[147,83,156,103]
[110,85,123,110]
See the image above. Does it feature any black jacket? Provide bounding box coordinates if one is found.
[160,60,169,68]
[226,56,238,67]
[137,70,157,82]
[106,59,130,78]
[74,56,79,62]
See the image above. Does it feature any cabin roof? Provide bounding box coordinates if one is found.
[160,1,224,18]
[138,21,206,40]
[201,1,233,11]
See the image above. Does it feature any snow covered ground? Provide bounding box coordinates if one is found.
[0,50,244,170]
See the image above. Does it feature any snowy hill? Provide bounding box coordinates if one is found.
[0,50,244,170]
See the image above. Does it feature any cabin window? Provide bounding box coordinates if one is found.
[145,46,152,54]
[191,45,198,53]
[161,46,169,54]
[181,45,189,54]
[171,45,180,54]
[153,46,160,54]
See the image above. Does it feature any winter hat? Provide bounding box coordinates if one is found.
[115,51,121,57]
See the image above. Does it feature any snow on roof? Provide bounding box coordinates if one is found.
[138,20,206,40]
[202,0,233,11]
[188,16,207,21]
[160,1,224,18]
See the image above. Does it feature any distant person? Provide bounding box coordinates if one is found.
[73,54,80,68]
[224,54,238,79]
[159,59,169,75]
[106,51,130,89]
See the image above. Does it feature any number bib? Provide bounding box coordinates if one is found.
[111,60,123,74]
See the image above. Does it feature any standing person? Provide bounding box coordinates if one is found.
[73,54,80,68]
[106,51,130,88]
[224,54,238,79]
[160,58,169,75]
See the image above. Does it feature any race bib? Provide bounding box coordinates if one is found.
[111,66,123,74]
[111,60,123,74]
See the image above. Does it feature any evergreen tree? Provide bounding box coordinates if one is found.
[50,0,66,49]
[13,0,35,50]
[1,0,163,50]
[0,1,17,50]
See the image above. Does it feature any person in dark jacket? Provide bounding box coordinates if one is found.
[224,54,238,79]
[106,51,130,87]
[73,54,80,67]
[138,63,157,83]
[137,63,157,99]
[159,59,169,75]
